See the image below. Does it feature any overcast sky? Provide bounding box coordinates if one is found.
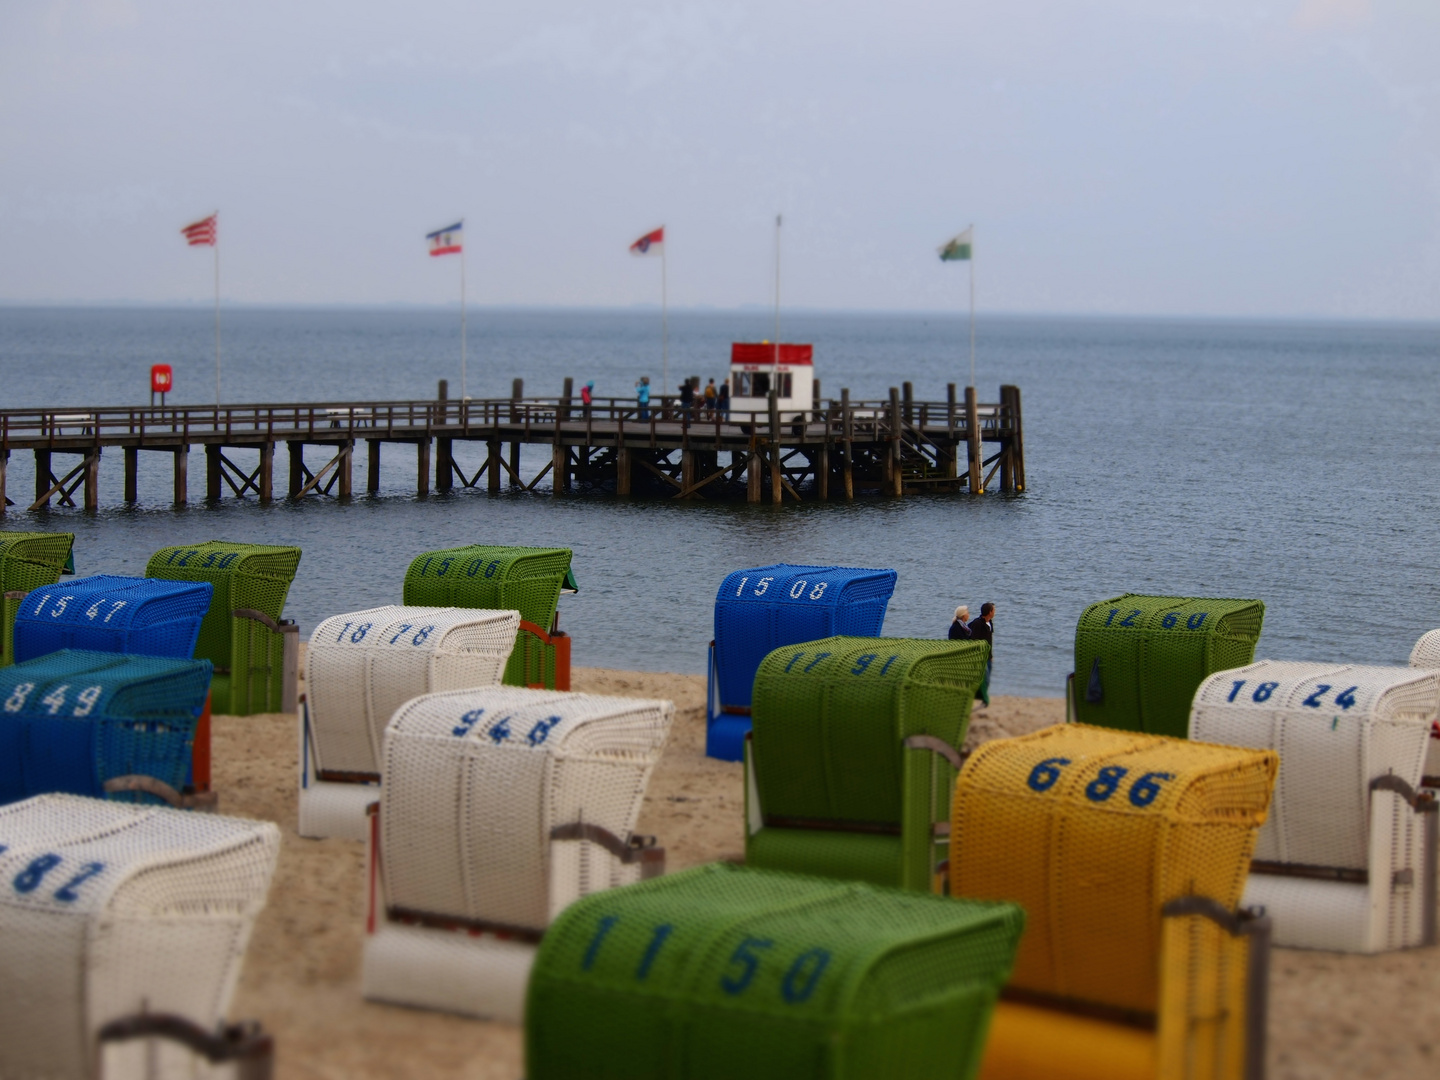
[2,0,1437,318]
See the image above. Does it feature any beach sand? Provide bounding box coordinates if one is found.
[215,668,1438,1079]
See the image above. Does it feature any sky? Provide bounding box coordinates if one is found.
[1,0,1438,318]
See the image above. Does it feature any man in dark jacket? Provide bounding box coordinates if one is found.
[968,603,994,707]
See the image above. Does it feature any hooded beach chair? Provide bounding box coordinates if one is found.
[0,650,215,810]
[1072,594,1265,738]
[950,723,1277,1080]
[744,636,988,891]
[1406,629,1440,784]
[0,530,74,668]
[146,541,301,716]
[299,604,521,840]
[0,794,279,1080]
[708,564,897,761]
[402,544,574,690]
[1190,661,1439,952]
[526,863,1025,1080]
[11,574,212,663]
[363,686,673,1022]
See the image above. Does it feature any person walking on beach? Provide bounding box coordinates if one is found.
[968,603,994,707]
[948,606,972,640]
[636,376,650,420]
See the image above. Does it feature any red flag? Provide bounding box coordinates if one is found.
[182,214,217,247]
[629,226,664,255]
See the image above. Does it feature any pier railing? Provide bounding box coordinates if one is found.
[0,395,1013,448]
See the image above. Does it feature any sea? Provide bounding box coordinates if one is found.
[1,305,1437,698]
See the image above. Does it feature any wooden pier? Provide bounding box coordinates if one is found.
[0,381,1024,512]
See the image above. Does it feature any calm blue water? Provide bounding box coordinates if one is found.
[2,306,1438,696]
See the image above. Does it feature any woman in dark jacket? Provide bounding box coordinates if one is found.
[948,606,972,640]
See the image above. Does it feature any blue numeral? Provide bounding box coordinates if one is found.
[1227,680,1245,702]
[1118,609,1141,627]
[850,654,876,675]
[489,716,512,743]
[1162,612,1178,629]
[527,716,560,746]
[803,652,831,673]
[583,915,619,971]
[1252,681,1278,703]
[1027,757,1071,793]
[781,947,831,1003]
[1301,685,1331,708]
[1085,765,1128,802]
[1105,608,1118,626]
[1187,612,1208,629]
[635,924,673,981]
[14,853,62,894]
[721,937,773,995]
[389,624,413,644]
[1334,686,1357,710]
[785,653,804,673]
[53,862,105,902]
[452,708,485,737]
[878,655,899,676]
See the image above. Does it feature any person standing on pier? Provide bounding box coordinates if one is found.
[717,380,730,420]
[679,379,695,417]
[581,381,594,417]
[968,603,994,707]
[636,376,650,420]
[703,378,717,419]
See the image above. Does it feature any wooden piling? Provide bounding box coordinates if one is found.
[0,448,7,515]
[416,440,431,495]
[561,377,573,422]
[337,441,353,498]
[260,441,274,501]
[487,439,502,493]
[748,450,762,503]
[34,450,51,508]
[124,447,138,502]
[945,384,959,480]
[616,447,632,496]
[288,442,304,498]
[206,445,222,500]
[841,388,854,500]
[1003,383,1025,492]
[83,451,99,512]
[888,387,903,497]
[681,448,696,493]
[552,443,568,495]
[366,440,380,494]
[173,446,188,505]
[817,442,829,501]
[768,391,782,503]
[965,385,982,493]
[436,438,454,493]
[902,382,914,426]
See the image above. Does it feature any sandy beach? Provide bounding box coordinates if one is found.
[214,667,1438,1080]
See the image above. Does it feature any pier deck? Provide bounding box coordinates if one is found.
[0,383,1024,511]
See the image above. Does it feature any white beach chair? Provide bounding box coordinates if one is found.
[300,605,521,841]
[1190,661,1439,953]
[1406,629,1440,783]
[362,686,672,1023]
[0,794,280,1080]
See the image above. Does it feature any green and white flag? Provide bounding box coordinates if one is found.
[939,227,973,261]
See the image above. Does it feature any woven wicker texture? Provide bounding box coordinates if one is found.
[1409,629,1440,669]
[951,724,1275,1015]
[526,862,1024,1080]
[403,546,571,688]
[713,564,897,710]
[307,605,520,776]
[146,541,301,715]
[0,793,279,1080]
[746,636,987,890]
[0,531,74,668]
[1073,594,1265,738]
[1191,660,1438,951]
[0,650,213,807]
[13,574,213,663]
[381,686,672,931]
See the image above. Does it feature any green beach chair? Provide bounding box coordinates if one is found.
[745,636,989,891]
[146,541,302,715]
[1072,593,1265,738]
[403,544,574,689]
[0,532,74,668]
[526,862,1025,1080]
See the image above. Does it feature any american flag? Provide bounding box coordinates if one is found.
[181,214,217,247]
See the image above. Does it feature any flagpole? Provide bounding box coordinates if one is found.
[460,219,467,401]
[773,214,782,384]
[968,222,976,390]
[661,237,669,395]
[214,211,221,406]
